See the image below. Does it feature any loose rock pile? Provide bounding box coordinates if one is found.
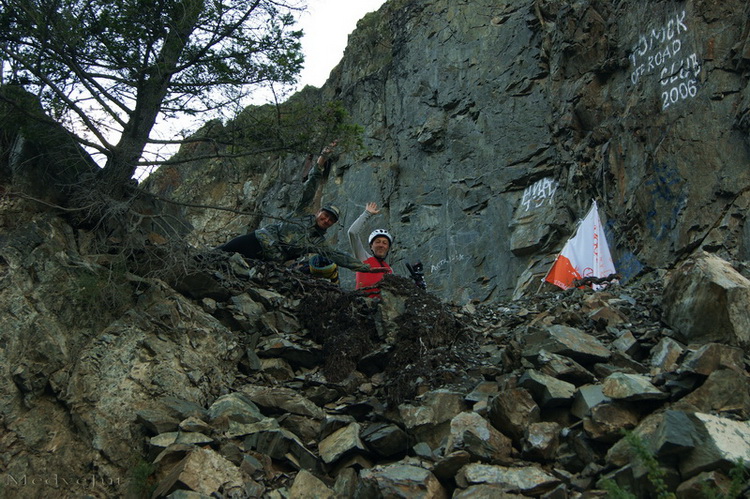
[138,251,750,498]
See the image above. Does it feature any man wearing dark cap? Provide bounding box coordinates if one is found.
[217,145,380,274]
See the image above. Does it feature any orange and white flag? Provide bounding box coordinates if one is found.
[545,200,616,290]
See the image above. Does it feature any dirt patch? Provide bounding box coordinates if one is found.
[375,275,471,403]
[296,285,380,382]
[294,274,473,404]
[181,252,477,405]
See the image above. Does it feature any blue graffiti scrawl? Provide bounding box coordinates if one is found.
[604,220,644,283]
[615,251,645,283]
[644,162,686,240]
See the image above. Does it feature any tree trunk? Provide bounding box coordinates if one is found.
[101,0,205,188]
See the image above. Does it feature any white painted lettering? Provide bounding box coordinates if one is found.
[638,35,648,56]
[629,10,699,111]
[675,10,688,34]
[520,177,558,212]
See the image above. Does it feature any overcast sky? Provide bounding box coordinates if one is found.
[140,1,387,178]
[295,0,386,88]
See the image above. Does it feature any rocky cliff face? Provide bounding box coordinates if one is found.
[154,0,750,304]
[1,205,750,497]
[2,0,750,498]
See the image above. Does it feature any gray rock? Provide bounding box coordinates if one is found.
[536,349,596,386]
[179,416,211,434]
[239,453,264,476]
[571,384,611,420]
[330,454,373,477]
[224,416,277,439]
[165,490,212,499]
[605,412,668,467]
[260,357,295,381]
[152,448,245,497]
[218,441,244,466]
[303,384,341,406]
[207,392,264,425]
[583,403,640,443]
[243,421,318,471]
[680,413,750,478]
[662,252,750,348]
[598,462,681,499]
[518,370,577,408]
[150,431,214,450]
[601,372,668,402]
[320,414,356,440]
[676,368,750,419]
[675,470,733,499]
[229,293,265,321]
[63,285,238,469]
[243,479,265,498]
[289,469,334,499]
[488,388,540,444]
[522,422,561,461]
[261,310,301,335]
[318,423,367,465]
[256,335,323,369]
[245,287,288,309]
[540,483,569,499]
[649,337,685,374]
[279,413,322,446]
[398,389,468,448]
[445,411,513,465]
[374,289,408,344]
[453,483,526,499]
[242,347,262,372]
[611,331,641,358]
[465,380,500,406]
[153,443,195,466]
[432,450,472,481]
[456,463,561,496]
[510,177,559,256]
[678,343,745,376]
[333,467,359,498]
[651,410,698,457]
[522,325,611,365]
[360,423,409,458]
[136,408,180,435]
[162,397,210,421]
[413,442,435,460]
[357,463,448,499]
[604,410,702,474]
[239,384,324,420]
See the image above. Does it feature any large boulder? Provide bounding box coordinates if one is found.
[662,252,750,348]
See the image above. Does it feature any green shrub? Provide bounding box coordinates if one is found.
[603,432,749,499]
[126,459,156,499]
[71,260,132,324]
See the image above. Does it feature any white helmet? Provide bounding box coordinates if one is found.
[368,229,393,246]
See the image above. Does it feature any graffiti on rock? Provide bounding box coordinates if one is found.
[520,177,558,212]
[629,10,701,110]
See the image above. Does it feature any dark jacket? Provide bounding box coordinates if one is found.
[250,156,371,272]
[254,214,371,271]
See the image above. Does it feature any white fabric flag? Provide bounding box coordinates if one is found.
[545,200,616,290]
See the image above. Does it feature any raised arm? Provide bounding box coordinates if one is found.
[348,202,379,261]
[294,141,338,215]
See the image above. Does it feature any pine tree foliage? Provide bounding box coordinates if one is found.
[0,0,305,185]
